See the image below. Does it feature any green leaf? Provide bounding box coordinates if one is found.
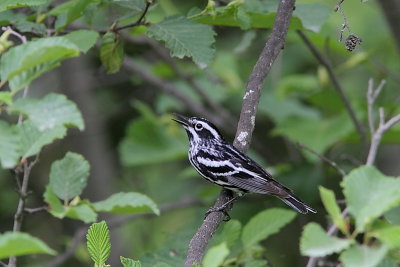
[0,92,12,105]
[385,206,400,224]
[215,220,242,248]
[49,152,90,202]
[339,244,388,267]
[50,0,91,31]
[0,0,47,12]
[0,37,80,91]
[63,30,99,53]
[86,221,111,266]
[44,186,97,223]
[0,120,20,168]
[153,263,172,267]
[203,242,229,267]
[244,260,269,267]
[92,192,160,215]
[10,93,84,131]
[18,120,66,159]
[65,202,98,223]
[0,232,56,259]
[147,15,216,68]
[241,208,296,247]
[119,117,186,166]
[120,256,142,267]
[342,166,400,232]
[273,113,353,157]
[100,32,124,74]
[319,186,348,235]
[372,225,400,249]
[293,4,331,32]
[300,222,353,257]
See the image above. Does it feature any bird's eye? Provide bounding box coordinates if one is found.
[194,123,203,131]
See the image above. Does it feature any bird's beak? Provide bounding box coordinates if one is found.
[172,113,190,127]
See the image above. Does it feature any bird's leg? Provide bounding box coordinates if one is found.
[204,194,242,221]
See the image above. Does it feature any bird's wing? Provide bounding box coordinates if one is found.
[194,143,292,197]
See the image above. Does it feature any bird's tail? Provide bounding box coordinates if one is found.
[280,194,316,214]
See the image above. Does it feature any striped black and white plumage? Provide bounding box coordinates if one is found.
[173,114,316,214]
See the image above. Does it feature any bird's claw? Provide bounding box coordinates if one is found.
[204,206,231,221]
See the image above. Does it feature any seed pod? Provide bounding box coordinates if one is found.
[345,34,362,52]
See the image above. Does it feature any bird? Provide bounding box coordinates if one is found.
[172,114,316,218]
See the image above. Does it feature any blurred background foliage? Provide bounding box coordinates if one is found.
[0,0,399,266]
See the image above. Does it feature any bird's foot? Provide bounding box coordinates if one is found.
[204,206,231,221]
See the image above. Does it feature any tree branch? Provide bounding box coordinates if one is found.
[185,0,296,266]
[297,30,367,148]
[45,198,202,267]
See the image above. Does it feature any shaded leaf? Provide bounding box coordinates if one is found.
[0,0,47,12]
[342,166,400,232]
[119,117,186,166]
[339,244,388,267]
[86,221,111,266]
[10,93,84,131]
[49,152,90,202]
[0,37,80,91]
[372,225,400,249]
[0,120,20,168]
[147,15,216,68]
[0,232,56,259]
[63,30,99,53]
[300,222,353,257]
[100,32,124,74]
[120,256,142,267]
[319,186,348,235]
[242,208,296,247]
[203,242,229,267]
[18,120,66,158]
[92,192,159,215]
[385,206,400,224]
[294,4,331,32]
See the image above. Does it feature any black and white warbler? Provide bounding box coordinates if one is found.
[173,114,316,216]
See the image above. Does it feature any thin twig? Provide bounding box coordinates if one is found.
[45,198,202,267]
[113,1,151,32]
[9,156,39,267]
[24,206,48,214]
[185,0,296,265]
[334,0,352,42]
[367,79,386,136]
[297,30,367,148]
[295,142,346,176]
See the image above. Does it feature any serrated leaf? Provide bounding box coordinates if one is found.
[0,37,80,91]
[147,15,216,68]
[86,221,111,265]
[319,186,348,235]
[0,232,56,259]
[121,256,142,267]
[242,208,296,247]
[63,30,99,53]
[339,244,388,267]
[92,192,159,215]
[342,166,400,232]
[300,222,353,257]
[100,32,124,74]
[10,93,84,131]
[49,152,90,202]
[0,0,47,12]
[0,120,20,168]
[203,242,229,267]
[18,120,66,158]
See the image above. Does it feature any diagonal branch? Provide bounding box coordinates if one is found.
[297,30,367,148]
[185,0,296,266]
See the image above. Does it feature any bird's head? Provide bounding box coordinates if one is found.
[172,114,224,143]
